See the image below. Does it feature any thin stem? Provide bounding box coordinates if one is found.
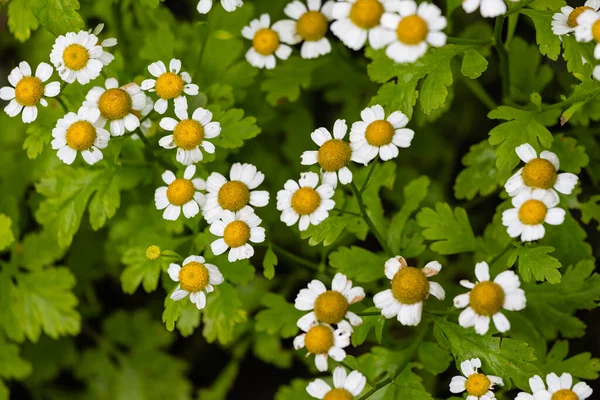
[461,76,497,111]
[360,157,378,194]
[350,182,392,255]
[447,37,492,45]
[487,242,517,267]
[493,16,510,102]
[55,95,69,112]
[543,88,600,110]
[506,0,535,15]
[137,130,171,170]
[269,243,321,273]
[357,311,382,317]
[333,208,361,217]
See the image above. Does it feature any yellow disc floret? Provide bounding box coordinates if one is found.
[304,324,334,354]
[350,0,384,29]
[297,11,329,41]
[155,72,184,100]
[218,181,250,211]
[323,388,354,400]
[173,119,204,150]
[522,158,557,189]
[365,120,394,147]
[178,261,209,292]
[470,281,505,316]
[318,139,352,172]
[14,76,44,107]
[66,121,97,151]
[63,44,90,71]
[396,15,428,45]
[568,6,592,28]
[552,389,578,400]
[253,28,280,56]
[98,88,132,121]
[291,187,321,215]
[518,199,547,225]
[314,290,349,324]
[593,19,600,42]
[391,267,430,304]
[146,245,161,260]
[465,373,491,397]
[167,178,195,206]
[223,220,251,248]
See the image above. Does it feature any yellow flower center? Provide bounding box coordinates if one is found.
[14,76,44,107]
[253,28,280,56]
[323,388,354,400]
[350,0,384,29]
[146,245,161,260]
[218,181,250,212]
[291,187,321,215]
[568,6,592,28]
[223,220,251,248]
[155,72,184,100]
[465,373,491,397]
[391,266,430,304]
[396,15,428,45]
[552,389,578,400]
[518,199,547,225]
[365,120,394,147]
[178,261,209,292]
[173,119,204,150]
[593,19,600,42]
[318,139,352,172]
[65,121,97,151]
[470,281,505,316]
[522,158,557,189]
[63,44,90,71]
[166,178,195,206]
[297,11,329,41]
[314,290,349,324]
[304,324,334,354]
[98,88,132,121]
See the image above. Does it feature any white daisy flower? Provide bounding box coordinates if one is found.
[0,61,60,123]
[449,358,504,400]
[516,373,593,400]
[83,78,147,137]
[462,0,508,18]
[209,206,265,262]
[197,0,243,13]
[203,163,269,223]
[553,1,600,37]
[51,107,110,165]
[293,322,350,372]
[168,255,224,310]
[350,104,414,164]
[453,262,526,335]
[330,0,400,51]
[505,143,579,197]
[373,256,445,326]
[574,9,600,61]
[49,29,116,85]
[502,188,565,242]
[378,0,447,64]
[295,273,365,333]
[158,106,220,165]
[276,171,335,231]
[242,14,294,69]
[307,366,367,399]
[141,59,199,115]
[277,0,335,59]
[155,165,207,221]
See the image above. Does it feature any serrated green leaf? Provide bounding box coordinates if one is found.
[351,307,385,347]
[121,247,178,294]
[356,161,396,235]
[580,195,600,230]
[0,214,14,252]
[539,211,592,267]
[388,176,429,253]
[550,134,589,173]
[21,230,65,270]
[328,246,387,283]
[176,302,201,337]
[162,297,182,332]
[520,9,561,61]
[454,140,509,200]
[507,245,562,284]
[300,215,356,246]
[562,34,586,75]
[508,37,554,102]
[417,341,452,375]
[0,336,32,380]
[416,202,476,254]
[540,340,600,380]
[7,0,39,42]
[262,245,278,280]
[202,283,247,344]
[461,49,488,79]
[29,0,83,36]
[209,107,261,148]
[274,378,312,400]
[255,293,303,338]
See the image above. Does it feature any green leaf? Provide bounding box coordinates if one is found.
[508,37,554,102]
[176,302,201,337]
[416,203,477,254]
[29,0,83,36]
[507,246,562,284]
[370,81,418,120]
[0,214,15,252]
[138,23,181,61]
[351,308,385,346]
[209,107,261,149]
[162,297,182,332]
[540,340,600,380]
[262,245,278,280]
[0,336,32,381]
[356,161,396,235]
[520,9,561,61]
[202,283,247,344]
[562,34,586,75]
[461,49,488,79]
[300,215,357,246]
[206,255,255,285]
[550,134,589,173]
[369,364,433,400]
[253,333,293,369]
[260,56,317,105]
[121,247,178,294]
[580,195,600,230]
[388,176,430,253]
[328,246,388,283]
[274,378,312,400]
[417,341,452,375]
[255,293,303,339]
[21,230,65,270]
[539,211,592,267]
[7,0,39,42]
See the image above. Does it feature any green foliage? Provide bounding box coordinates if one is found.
[417,203,476,254]
[0,215,14,251]
[262,244,277,279]
[520,10,560,61]
[454,141,509,200]
[387,176,429,254]
[121,247,179,294]
[255,293,303,339]
[328,246,388,283]
[30,0,84,36]
[7,0,39,42]
[507,245,562,284]
[540,340,600,380]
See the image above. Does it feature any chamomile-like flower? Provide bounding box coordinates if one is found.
[502,188,565,242]
[516,373,593,400]
[242,14,293,69]
[350,104,414,164]
[553,1,600,37]
[373,256,445,326]
[158,106,221,165]
[294,322,350,372]
[277,171,335,231]
[197,0,243,13]
[295,273,365,333]
[168,255,224,310]
[449,358,504,400]
[453,262,526,335]
[209,206,265,262]
[141,59,199,114]
[1,61,60,123]
[203,163,269,223]
[83,78,147,137]
[307,367,367,399]
[462,0,508,18]
[155,165,207,221]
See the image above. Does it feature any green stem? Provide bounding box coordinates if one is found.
[55,95,69,113]
[447,37,492,45]
[461,76,497,111]
[333,208,361,217]
[137,131,172,170]
[350,182,392,256]
[487,242,517,267]
[543,88,600,110]
[493,16,510,102]
[360,157,378,194]
[357,311,382,317]
[506,0,536,15]
[269,243,322,273]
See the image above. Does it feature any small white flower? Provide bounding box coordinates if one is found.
[83,78,147,137]
[373,256,445,326]
[168,255,224,310]
[515,373,593,400]
[203,163,269,223]
[502,188,565,242]
[553,1,600,37]
[307,366,367,399]
[449,358,504,400]
[350,104,414,164]
[158,106,221,165]
[462,0,509,19]
[295,273,365,333]
[574,9,600,61]
[51,107,110,165]
[141,59,199,115]
[197,0,243,13]
[505,143,579,197]
[155,165,207,221]
[293,322,350,372]
[276,171,335,231]
[454,262,526,335]
[0,61,60,123]
[242,14,293,69]
[209,206,265,262]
